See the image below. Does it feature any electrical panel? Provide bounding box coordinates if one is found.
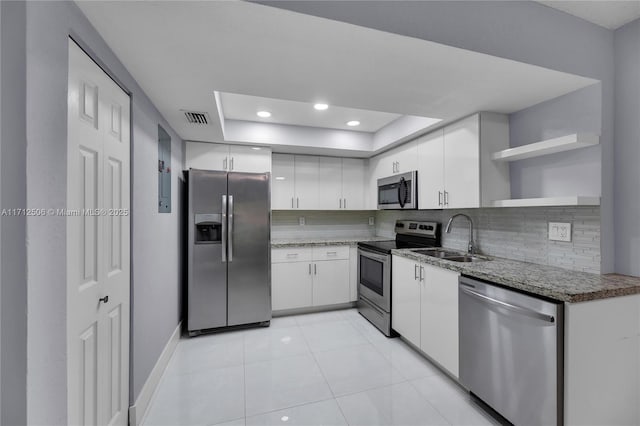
[158,125,171,213]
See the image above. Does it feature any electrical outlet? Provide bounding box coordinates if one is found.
[299,217,305,226]
[368,217,375,226]
[549,222,571,242]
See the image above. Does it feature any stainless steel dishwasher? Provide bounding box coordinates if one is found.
[459,276,563,426]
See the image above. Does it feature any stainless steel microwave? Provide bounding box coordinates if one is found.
[377,171,417,209]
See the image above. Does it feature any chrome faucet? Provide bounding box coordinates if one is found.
[445,213,476,254]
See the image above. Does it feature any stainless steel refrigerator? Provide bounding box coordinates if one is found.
[186,168,271,335]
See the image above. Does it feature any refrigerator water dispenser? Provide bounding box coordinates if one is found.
[194,214,221,244]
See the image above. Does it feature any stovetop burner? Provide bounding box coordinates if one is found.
[358,220,441,254]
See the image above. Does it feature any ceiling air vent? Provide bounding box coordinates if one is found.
[183,111,210,125]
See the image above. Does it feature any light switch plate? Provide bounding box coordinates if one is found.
[369,217,375,226]
[299,217,305,226]
[549,222,571,242]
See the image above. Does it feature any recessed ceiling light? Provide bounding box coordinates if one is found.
[275,176,286,180]
[257,111,271,118]
[313,103,329,111]
[346,120,360,127]
[251,147,261,150]
[281,416,289,422]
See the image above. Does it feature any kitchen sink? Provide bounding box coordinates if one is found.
[442,255,487,263]
[413,249,461,258]
[412,248,490,262]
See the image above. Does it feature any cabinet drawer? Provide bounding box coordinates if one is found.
[271,247,313,263]
[312,245,349,261]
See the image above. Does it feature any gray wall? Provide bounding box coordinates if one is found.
[260,0,616,273]
[23,1,183,423]
[376,207,601,274]
[614,19,640,276]
[1,2,27,425]
[508,85,602,199]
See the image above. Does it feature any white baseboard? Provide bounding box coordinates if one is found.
[128,321,182,426]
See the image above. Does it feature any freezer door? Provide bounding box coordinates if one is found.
[188,169,228,331]
[227,172,271,326]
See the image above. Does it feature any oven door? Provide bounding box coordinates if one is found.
[377,171,417,210]
[357,248,391,312]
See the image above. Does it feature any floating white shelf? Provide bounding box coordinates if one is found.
[492,133,599,162]
[491,196,601,208]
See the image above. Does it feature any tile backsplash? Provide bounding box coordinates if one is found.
[272,210,377,240]
[376,207,601,274]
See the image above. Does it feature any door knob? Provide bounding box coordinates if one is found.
[99,295,109,304]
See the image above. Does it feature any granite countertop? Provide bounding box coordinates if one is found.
[271,236,391,248]
[392,248,640,303]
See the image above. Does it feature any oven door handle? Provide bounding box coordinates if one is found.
[358,248,390,263]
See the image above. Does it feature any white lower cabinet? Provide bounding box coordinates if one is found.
[392,255,460,377]
[272,245,354,312]
[272,262,313,311]
[313,260,350,306]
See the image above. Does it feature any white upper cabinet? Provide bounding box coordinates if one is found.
[294,155,320,210]
[272,154,295,209]
[318,157,343,210]
[185,142,230,171]
[416,129,445,209]
[273,154,366,210]
[417,113,510,209]
[341,158,366,210]
[443,115,481,209]
[185,142,272,173]
[228,145,271,173]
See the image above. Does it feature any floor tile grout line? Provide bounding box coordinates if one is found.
[405,377,455,426]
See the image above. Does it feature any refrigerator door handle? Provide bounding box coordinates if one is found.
[228,195,234,262]
[221,195,227,262]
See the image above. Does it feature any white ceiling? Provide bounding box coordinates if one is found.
[219,92,403,133]
[76,1,598,154]
[536,1,640,30]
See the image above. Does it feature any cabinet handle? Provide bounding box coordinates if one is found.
[309,263,312,275]
[286,253,298,258]
[314,263,317,275]
[344,198,347,209]
[419,266,424,282]
[292,197,294,209]
[297,197,299,208]
[396,161,400,173]
[223,157,227,170]
[444,191,449,206]
[438,191,443,206]
[339,198,342,209]
[230,157,234,171]
[414,264,419,280]
[327,251,337,256]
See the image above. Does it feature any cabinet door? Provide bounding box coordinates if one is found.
[294,156,320,209]
[417,130,445,209]
[444,115,480,209]
[349,246,358,302]
[272,154,295,210]
[342,158,365,210]
[272,262,313,311]
[391,255,421,347]
[393,140,418,174]
[185,142,229,171]
[228,145,271,173]
[318,157,343,210]
[312,260,350,306]
[420,264,459,377]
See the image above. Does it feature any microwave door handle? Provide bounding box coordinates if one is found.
[398,177,409,208]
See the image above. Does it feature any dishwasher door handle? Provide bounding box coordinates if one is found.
[460,286,555,323]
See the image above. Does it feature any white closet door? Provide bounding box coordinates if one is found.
[67,39,130,426]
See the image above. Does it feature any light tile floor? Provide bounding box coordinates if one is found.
[143,308,501,426]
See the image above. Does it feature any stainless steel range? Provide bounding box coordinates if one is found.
[357,220,441,336]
